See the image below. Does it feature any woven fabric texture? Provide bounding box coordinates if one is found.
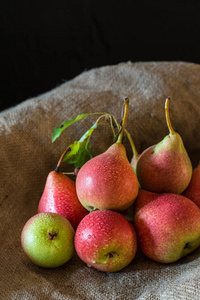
[0,61,200,300]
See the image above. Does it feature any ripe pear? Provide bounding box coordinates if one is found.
[134,193,200,263]
[133,189,161,215]
[75,210,137,272]
[136,97,192,194]
[38,149,88,230]
[182,162,200,208]
[76,98,139,211]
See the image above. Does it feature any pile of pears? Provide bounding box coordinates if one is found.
[37,97,200,266]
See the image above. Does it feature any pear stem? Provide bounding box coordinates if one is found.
[165,97,175,135]
[55,147,71,172]
[117,97,129,144]
[124,128,139,158]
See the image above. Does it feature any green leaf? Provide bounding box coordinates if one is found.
[79,122,98,142]
[63,139,92,168]
[52,110,123,168]
[62,121,98,168]
[74,144,93,168]
[52,112,104,142]
[62,141,80,163]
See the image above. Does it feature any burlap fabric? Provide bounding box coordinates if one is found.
[0,61,200,300]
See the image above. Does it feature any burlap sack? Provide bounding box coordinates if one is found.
[0,61,200,300]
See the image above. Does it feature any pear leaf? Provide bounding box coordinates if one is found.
[52,112,104,142]
[73,143,93,168]
[62,122,98,168]
[63,140,92,168]
[52,110,124,168]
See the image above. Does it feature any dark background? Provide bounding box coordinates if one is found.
[1,1,200,111]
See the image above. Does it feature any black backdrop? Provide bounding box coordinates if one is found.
[1,1,200,111]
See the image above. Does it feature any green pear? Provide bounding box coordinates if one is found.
[76,98,139,211]
[21,212,75,268]
[136,97,192,194]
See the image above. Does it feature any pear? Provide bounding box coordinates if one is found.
[120,189,157,222]
[182,162,200,208]
[76,98,139,211]
[136,97,193,194]
[133,189,161,215]
[134,192,200,263]
[75,210,137,272]
[38,148,88,230]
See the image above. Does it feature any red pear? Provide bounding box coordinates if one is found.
[38,149,88,230]
[133,189,161,215]
[75,210,137,272]
[136,98,192,194]
[182,162,200,208]
[76,98,139,211]
[134,193,200,263]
